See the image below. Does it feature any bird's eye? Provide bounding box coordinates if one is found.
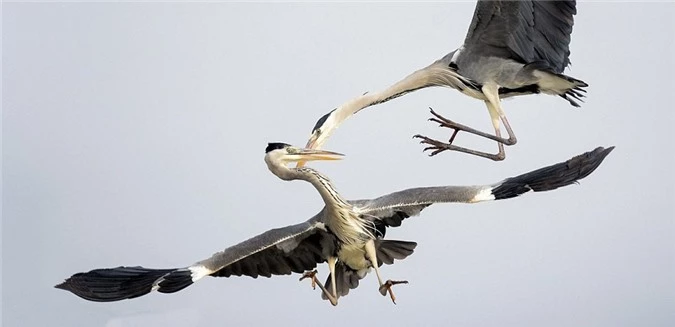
[311,109,335,134]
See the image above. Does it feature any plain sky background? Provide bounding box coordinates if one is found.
[3,2,674,326]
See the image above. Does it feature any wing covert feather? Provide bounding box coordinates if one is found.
[463,0,577,72]
[196,217,335,279]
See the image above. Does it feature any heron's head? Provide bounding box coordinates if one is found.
[305,108,338,150]
[264,142,343,170]
[297,108,347,168]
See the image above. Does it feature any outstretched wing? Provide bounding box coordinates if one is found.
[192,216,334,279]
[353,146,613,228]
[55,215,336,302]
[463,0,577,72]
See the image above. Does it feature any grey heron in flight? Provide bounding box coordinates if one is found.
[304,0,585,162]
[56,144,613,305]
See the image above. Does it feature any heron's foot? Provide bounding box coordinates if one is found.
[413,134,505,161]
[299,270,318,290]
[427,107,516,146]
[299,270,338,306]
[427,107,470,144]
[378,279,409,304]
[413,134,455,157]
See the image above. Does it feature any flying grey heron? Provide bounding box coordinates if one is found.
[55,144,613,305]
[303,0,585,162]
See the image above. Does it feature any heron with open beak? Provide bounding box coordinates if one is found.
[302,1,585,162]
[56,144,613,305]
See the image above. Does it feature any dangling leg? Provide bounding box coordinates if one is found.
[327,256,339,306]
[482,84,518,147]
[364,240,408,304]
[413,84,518,161]
[484,99,507,161]
[299,257,339,306]
[414,107,508,160]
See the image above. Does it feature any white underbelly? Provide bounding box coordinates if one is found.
[338,244,370,271]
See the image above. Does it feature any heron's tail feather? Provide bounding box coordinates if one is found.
[321,240,417,302]
[55,266,194,302]
[491,146,614,200]
[557,76,587,107]
[322,262,360,301]
[526,61,588,107]
[375,240,417,266]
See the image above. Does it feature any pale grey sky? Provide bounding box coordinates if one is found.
[3,2,674,327]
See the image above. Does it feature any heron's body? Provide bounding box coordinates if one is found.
[267,156,377,254]
[305,0,586,161]
[265,147,407,304]
[55,144,613,305]
[338,243,372,274]
[290,170,379,279]
[448,50,585,103]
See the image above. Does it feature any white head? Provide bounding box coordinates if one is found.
[264,142,344,178]
[305,108,339,150]
[297,107,355,168]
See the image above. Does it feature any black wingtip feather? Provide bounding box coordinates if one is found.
[492,146,614,200]
[55,266,193,302]
[155,269,194,294]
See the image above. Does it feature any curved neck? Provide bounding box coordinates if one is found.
[340,61,447,117]
[267,162,349,208]
[314,62,451,150]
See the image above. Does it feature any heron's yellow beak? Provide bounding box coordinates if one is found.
[295,134,324,168]
[305,133,319,150]
[296,136,322,168]
[291,148,343,167]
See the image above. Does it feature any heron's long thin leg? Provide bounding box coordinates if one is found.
[327,256,338,305]
[299,268,338,306]
[365,241,384,287]
[414,134,507,160]
[364,240,407,304]
[413,84,519,161]
[427,107,508,144]
[430,86,517,148]
[485,99,506,160]
[482,84,517,146]
[312,277,338,306]
[414,107,507,160]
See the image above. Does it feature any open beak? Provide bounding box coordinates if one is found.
[297,136,324,168]
[305,134,319,150]
[292,148,343,167]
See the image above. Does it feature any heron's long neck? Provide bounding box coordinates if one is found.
[339,61,450,117]
[269,163,376,245]
[272,165,349,208]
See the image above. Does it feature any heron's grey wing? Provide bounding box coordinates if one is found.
[194,215,335,279]
[54,215,335,302]
[463,0,577,72]
[353,146,613,228]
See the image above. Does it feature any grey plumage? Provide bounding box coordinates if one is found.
[450,0,585,105]
[463,1,576,73]
[55,146,612,303]
[306,0,586,161]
